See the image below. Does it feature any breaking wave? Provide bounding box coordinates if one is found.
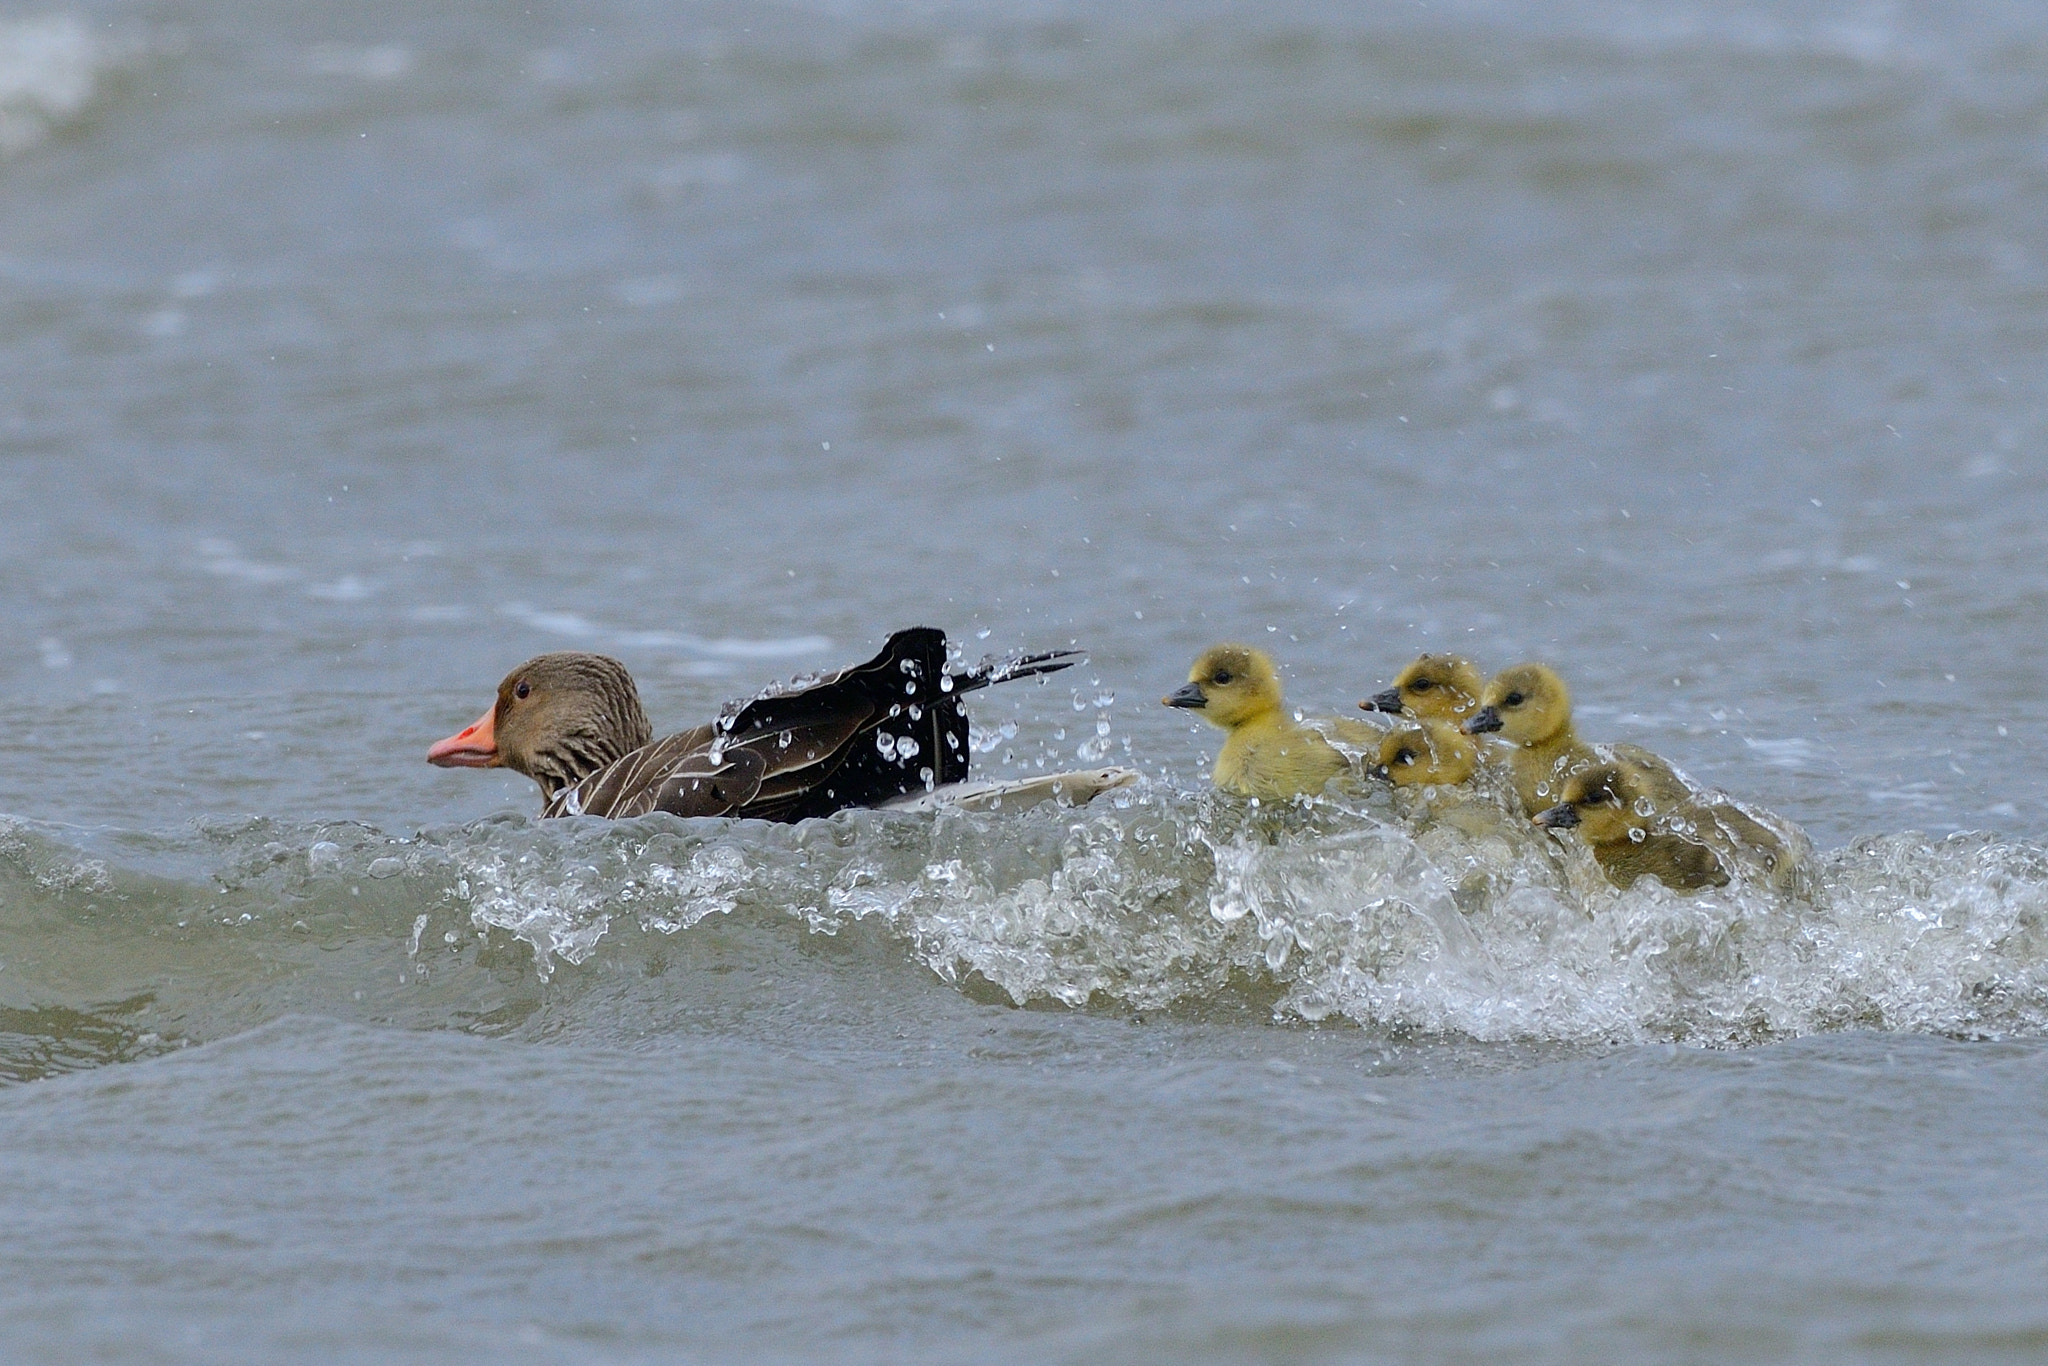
[4,783,2048,1081]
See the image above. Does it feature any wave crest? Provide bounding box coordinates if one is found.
[4,787,2048,1082]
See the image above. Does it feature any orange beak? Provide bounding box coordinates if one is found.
[427,704,500,768]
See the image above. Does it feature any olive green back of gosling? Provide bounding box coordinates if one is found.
[1589,829,1732,891]
[1536,761,1733,893]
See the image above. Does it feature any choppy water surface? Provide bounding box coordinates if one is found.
[5,0,2048,1360]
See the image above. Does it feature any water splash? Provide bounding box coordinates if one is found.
[3,785,2048,1083]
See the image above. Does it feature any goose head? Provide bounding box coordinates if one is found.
[1462,663,1572,747]
[1364,653,1484,722]
[1367,723,1477,787]
[1163,644,1283,731]
[1533,762,1648,843]
[429,652,654,798]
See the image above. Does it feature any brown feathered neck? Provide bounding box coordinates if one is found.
[493,652,654,799]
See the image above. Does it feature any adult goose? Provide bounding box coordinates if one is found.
[428,627,1089,821]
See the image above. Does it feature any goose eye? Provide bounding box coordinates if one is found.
[514,681,531,699]
[1504,691,1525,707]
[1410,679,1433,692]
[1394,748,1416,764]
[1212,670,1234,685]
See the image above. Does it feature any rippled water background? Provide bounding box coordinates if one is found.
[5,0,2048,1360]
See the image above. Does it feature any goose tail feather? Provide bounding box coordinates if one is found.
[950,647,1084,694]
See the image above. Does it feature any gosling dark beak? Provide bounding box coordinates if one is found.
[1363,688,1404,714]
[1164,682,1207,710]
[1366,763,1392,782]
[1462,706,1503,735]
[1534,803,1579,830]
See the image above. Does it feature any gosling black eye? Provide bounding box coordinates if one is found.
[1394,748,1416,764]
[1504,691,1525,707]
[1410,679,1433,692]
[514,681,531,699]
[1212,670,1234,685]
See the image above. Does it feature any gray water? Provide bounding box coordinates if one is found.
[5,0,2048,1359]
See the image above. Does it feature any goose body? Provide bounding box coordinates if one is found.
[429,627,1082,821]
[1164,644,1365,800]
[1461,663,1688,814]
[1534,762,1731,891]
[1535,758,1814,893]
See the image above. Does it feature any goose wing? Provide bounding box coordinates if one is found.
[700,698,879,822]
[589,710,879,820]
[712,628,1085,820]
[552,688,888,819]
[546,724,750,818]
[713,627,964,820]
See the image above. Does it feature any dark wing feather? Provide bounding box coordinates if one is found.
[642,745,769,818]
[703,627,958,820]
[948,646,1084,693]
[548,689,881,822]
[544,725,725,818]
[705,703,874,823]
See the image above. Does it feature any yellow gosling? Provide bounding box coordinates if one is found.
[1363,653,1485,724]
[1163,644,1352,800]
[1650,782,1810,893]
[1533,763,1731,892]
[1459,663,1604,814]
[1460,661,1696,816]
[1368,721,1478,788]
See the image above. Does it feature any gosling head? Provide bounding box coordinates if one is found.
[1364,653,1484,722]
[1533,763,1647,843]
[428,652,654,798]
[1462,663,1572,747]
[1367,724,1477,787]
[1163,644,1284,731]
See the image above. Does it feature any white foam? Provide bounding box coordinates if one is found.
[435,787,2048,1045]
